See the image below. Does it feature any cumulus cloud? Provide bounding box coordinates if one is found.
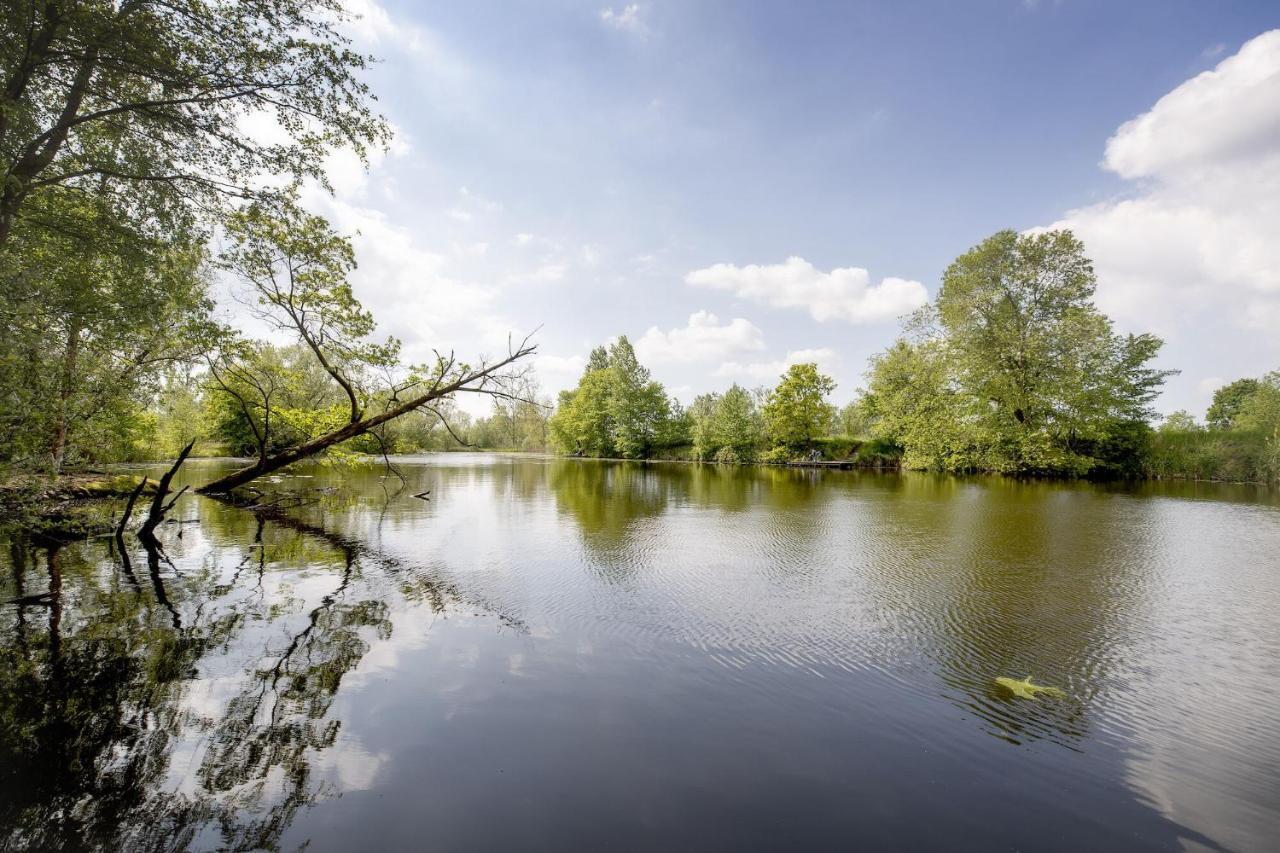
[599,4,647,36]
[1046,30,1280,335]
[634,311,765,364]
[715,348,840,382]
[685,257,927,324]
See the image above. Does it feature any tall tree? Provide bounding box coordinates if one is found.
[868,229,1173,473]
[763,363,836,451]
[548,337,674,459]
[0,191,214,470]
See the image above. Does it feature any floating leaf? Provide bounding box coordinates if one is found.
[994,676,1066,700]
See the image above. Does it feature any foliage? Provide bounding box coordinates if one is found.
[866,229,1173,475]
[690,384,763,462]
[0,0,388,246]
[762,363,836,451]
[1147,370,1280,484]
[0,191,215,470]
[0,0,387,477]
[1206,379,1261,430]
[549,337,676,459]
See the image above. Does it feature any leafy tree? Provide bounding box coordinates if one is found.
[1234,372,1280,433]
[0,0,387,246]
[548,337,675,459]
[550,365,615,456]
[763,363,836,451]
[0,191,214,470]
[606,337,670,458]
[835,398,873,438]
[199,203,534,493]
[696,384,761,462]
[869,229,1173,474]
[1159,411,1202,433]
[1206,378,1261,430]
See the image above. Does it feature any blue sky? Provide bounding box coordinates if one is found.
[303,1,1280,415]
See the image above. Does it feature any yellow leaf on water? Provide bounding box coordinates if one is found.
[994,676,1066,700]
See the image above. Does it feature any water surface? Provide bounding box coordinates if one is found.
[2,455,1278,851]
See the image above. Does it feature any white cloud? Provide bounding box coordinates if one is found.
[1046,30,1280,335]
[685,257,927,324]
[514,232,535,246]
[1103,31,1280,181]
[715,348,840,383]
[599,4,648,37]
[635,311,765,364]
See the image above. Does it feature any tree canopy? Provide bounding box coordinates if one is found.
[866,229,1173,474]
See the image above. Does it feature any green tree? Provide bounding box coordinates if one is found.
[763,363,836,451]
[0,191,214,470]
[707,384,761,462]
[199,203,535,493]
[0,0,387,246]
[1206,378,1261,430]
[548,337,675,459]
[606,337,670,458]
[869,229,1173,474]
[1159,411,1202,433]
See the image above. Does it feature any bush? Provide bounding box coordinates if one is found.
[854,438,903,467]
[1146,429,1276,484]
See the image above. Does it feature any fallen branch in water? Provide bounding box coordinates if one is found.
[115,477,149,538]
[139,440,195,542]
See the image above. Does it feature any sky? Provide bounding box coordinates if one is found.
[293,0,1280,417]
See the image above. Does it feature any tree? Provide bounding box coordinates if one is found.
[763,363,836,451]
[1159,411,1202,433]
[0,0,387,247]
[548,337,675,459]
[864,339,971,470]
[705,384,761,462]
[869,229,1173,474]
[197,203,534,493]
[1206,378,1261,430]
[1234,372,1280,434]
[606,337,670,458]
[0,190,215,470]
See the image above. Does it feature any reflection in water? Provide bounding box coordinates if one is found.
[0,492,462,851]
[1,456,1277,852]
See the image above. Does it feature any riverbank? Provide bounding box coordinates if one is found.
[0,471,153,539]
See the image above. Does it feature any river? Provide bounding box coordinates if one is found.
[2,454,1278,851]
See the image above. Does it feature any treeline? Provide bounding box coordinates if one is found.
[547,337,897,464]
[114,343,554,462]
[552,230,1277,485]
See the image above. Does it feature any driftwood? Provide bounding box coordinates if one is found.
[138,440,195,543]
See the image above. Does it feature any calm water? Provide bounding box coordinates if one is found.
[2,455,1279,852]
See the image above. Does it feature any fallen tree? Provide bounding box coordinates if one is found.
[197,347,534,493]
[196,200,537,494]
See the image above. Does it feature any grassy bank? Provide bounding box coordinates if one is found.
[1146,429,1280,485]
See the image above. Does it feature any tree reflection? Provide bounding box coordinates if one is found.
[0,497,459,852]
